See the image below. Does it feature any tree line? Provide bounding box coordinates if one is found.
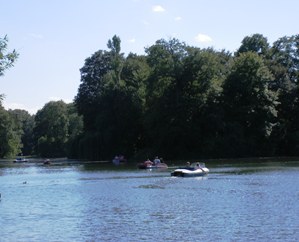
[0,36,83,158]
[1,34,299,160]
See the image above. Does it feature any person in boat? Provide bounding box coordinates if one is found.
[183,161,193,170]
[196,162,206,171]
[153,156,161,165]
[144,159,153,166]
[112,156,120,165]
[119,155,126,163]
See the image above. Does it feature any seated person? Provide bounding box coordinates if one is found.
[153,156,161,164]
[144,159,153,166]
[112,156,120,165]
[185,161,194,170]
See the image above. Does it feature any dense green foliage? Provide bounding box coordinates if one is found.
[0,100,83,158]
[9,109,35,156]
[33,101,83,158]
[73,34,299,160]
[0,35,19,104]
[0,35,19,77]
[221,52,278,156]
[0,36,20,158]
[0,105,23,157]
[1,33,299,160]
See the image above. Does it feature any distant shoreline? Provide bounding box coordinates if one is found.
[1,156,299,166]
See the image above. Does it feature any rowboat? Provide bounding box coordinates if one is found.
[138,160,168,169]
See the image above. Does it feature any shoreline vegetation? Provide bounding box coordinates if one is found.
[1,34,299,161]
[1,156,299,167]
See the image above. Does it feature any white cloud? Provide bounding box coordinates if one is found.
[152,5,165,12]
[48,96,63,101]
[195,33,213,43]
[27,107,40,115]
[3,101,39,114]
[2,97,73,114]
[175,16,182,21]
[28,33,44,39]
[48,96,72,103]
[3,102,26,110]
[170,33,178,38]
[142,20,150,25]
[128,38,136,43]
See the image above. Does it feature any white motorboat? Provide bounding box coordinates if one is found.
[14,157,28,163]
[171,162,209,177]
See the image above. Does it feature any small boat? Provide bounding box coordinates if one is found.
[138,160,168,169]
[171,162,209,177]
[112,155,127,165]
[43,159,51,165]
[14,157,28,163]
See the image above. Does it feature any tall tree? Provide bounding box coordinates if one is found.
[269,35,299,155]
[236,33,270,56]
[221,52,278,157]
[143,38,189,157]
[0,35,19,104]
[182,47,231,157]
[75,49,113,130]
[8,109,35,156]
[65,103,83,158]
[75,36,144,160]
[121,53,149,104]
[107,35,124,85]
[0,36,20,157]
[0,35,19,76]
[271,35,299,84]
[0,106,22,158]
[34,101,69,157]
[273,86,299,155]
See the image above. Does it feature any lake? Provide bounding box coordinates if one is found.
[1,160,299,241]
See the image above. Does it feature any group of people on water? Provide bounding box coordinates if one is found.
[112,155,127,165]
[144,156,164,166]
[184,161,204,170]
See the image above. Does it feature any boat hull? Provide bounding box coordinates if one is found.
[171,167,209,177]
[14,158,28,163]
[138,163,168,169]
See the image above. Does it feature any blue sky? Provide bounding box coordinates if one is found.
[1,0,298,114]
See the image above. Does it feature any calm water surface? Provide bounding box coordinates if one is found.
[1,160,299,241]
